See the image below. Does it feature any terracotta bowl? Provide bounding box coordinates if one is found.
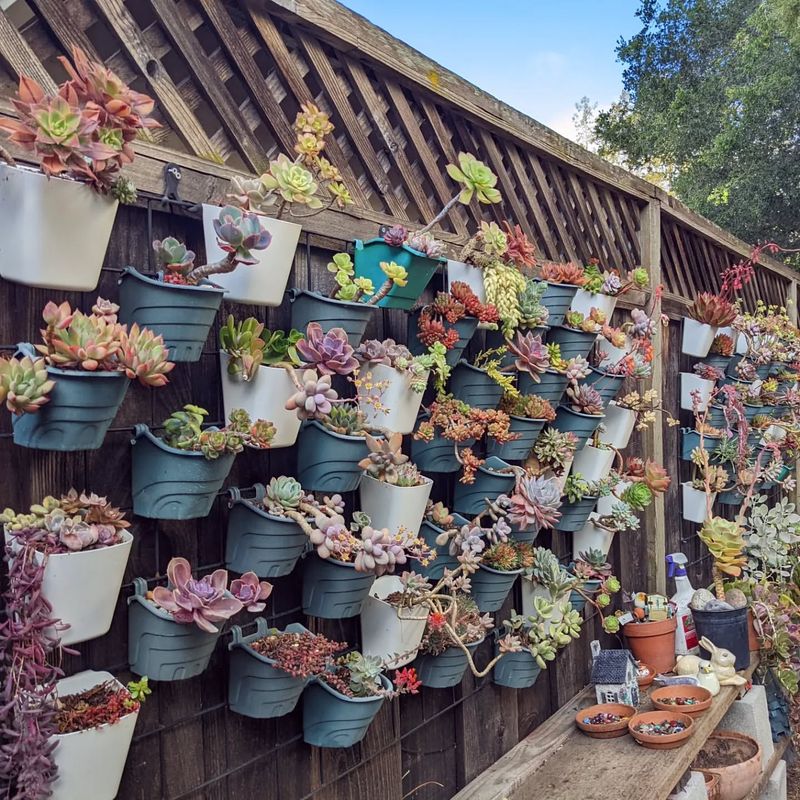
[699,770,720,800]
[628,710,694,749]
[636,662,656,688]
[575,703,636,739]
[692,731,761,800]
[650,685,712,715]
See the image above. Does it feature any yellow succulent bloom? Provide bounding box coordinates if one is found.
[380,261,408,287]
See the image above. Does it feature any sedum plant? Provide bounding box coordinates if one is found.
[326,252,411,306]
[539,262,588,286]
[219,315,302,381]
[518,277,550,328]
[503,602,582,668]
[500,393,556,421]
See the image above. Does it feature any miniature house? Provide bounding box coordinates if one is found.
[591,649,640,706]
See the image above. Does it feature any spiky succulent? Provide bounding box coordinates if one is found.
[533,428,578,471]
[507,331,549,378]
[565,383,604,416]
[0,355,55,414]
[296,322,358,376]
[325,403,367,436]
[118,323,173,387]
[482,541,520,571]
[265,476,304,510]
[688,293,737,327]
[358,432,408,483]
[539,262,588,286]
[508,475,562,531]
[526,547,576,596]
[285,369,339,420]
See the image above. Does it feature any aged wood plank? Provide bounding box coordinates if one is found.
[28,0,98,57]
[0,10,57,91]
[599,184,638,267]
[585,180,632,270]
[563,170,608,264]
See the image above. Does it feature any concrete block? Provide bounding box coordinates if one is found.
[759,759,787,800]
[719,685,774,762]
[669,771,708,800]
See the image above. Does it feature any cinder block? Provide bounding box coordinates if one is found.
[719,685,774,761]
[669,771,708,800]
[759,759,787,800]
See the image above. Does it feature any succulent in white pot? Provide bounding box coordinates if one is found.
[681,363,723,411]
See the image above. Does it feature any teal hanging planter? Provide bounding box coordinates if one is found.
[706,404,727,428]
[486,415,546,462]
[492,647,542,689]
[681,428,723,461]
[413,638,483,688]
[353,238,443,309]
[11,344,128,451]
[569,579,602,612]
[448,361,504,409]
[518,368,568,404]
[470,563,522,612]
[288,289,374,346]
[538,280,579,328]
[408,311,478,367]
[547,325,598,361]
[705,354,732,373]
[296,420,372,493]
[550,406,604,439]
[131,424,235,519]
[717,488,746,506]
[118,267,224,362]
[301,555,375,619]
[418,513,468,581]
[302,673,390,747]
[453,456,516,515]
[228,620,312,719]
[742,403,764,422]
[225,486,308,578]
[510,522,537,543]
[411,415,470,473]
[582,368,625,406]
[557,496,598,532]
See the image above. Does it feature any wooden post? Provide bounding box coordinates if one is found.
[640,200,667,594]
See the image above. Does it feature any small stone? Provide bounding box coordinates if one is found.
[724,588,748,609]
[703,599,735,612]
[690,588,714,611]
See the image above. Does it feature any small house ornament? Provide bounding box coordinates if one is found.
[590,642,640,706]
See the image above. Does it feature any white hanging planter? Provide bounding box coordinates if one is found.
[736,332,749,355]
[51,670,139,800]
[570,288,618,320]
[681,482,714,524]
[446,259,494,329]
[520,580,571,631]
[597,336,632,367]
[0,163,118,291]
[601,402,637,449]
[360,575,429,668]
[681,373,716,411]
[202,203,301,306]
[595,481,630,517]
[681,318,717,357]
[359,472,432,535]
[572,514,616,560]
[766,424,787,441]
[358,362,427,434]
[219,353,301,448]
[572,443,615,482]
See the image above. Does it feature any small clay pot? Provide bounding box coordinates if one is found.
[650,685,712,716]
[623,617,677,674]
[636,663,656,688]
[574,703,635,739]
[692,731,761,800]
[628,710,694,749]
[699,771,721,800]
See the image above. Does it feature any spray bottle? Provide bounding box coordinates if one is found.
[666,553,699,655]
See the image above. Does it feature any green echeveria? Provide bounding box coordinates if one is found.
[263,154,322,208]
[631,267,650,288]
[622,481,653,511]
[267,476,303,509]
[446,152,502,205]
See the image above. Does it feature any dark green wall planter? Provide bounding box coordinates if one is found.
[492,648,542,689]
[12,345,128,451]
[742,403,764,422]
[448,361,504,409]
[681,429,723,461]
[418,513,468,581]
[557,495,598,532]
[296,420,371,493]
[694,606,749,671]
[547,325,597,361]
[410,417,469,473]
[301,555,375,619]
[705,354,732,373]
[408,311,478,367]
[569,579,601,612]
[118,267,223,362]
[518,368,568,404]
[413,639,482,688]
[302,673,390,747]
[288,289,373,346]
[550,406,604,439]
[353,238,443,309]
[470,564,522,612]
[582,368,625,405]
[510,522,537,543]
[717,488,745,506]
[452,456,516,515]
[131,424,235,519]
[228,620,311,719]
[486,415,546,462]
[484,329,515,368]
[706,404,727,428]
[128,579,221,681]
[226,486,307,578]
[538,280,579,328]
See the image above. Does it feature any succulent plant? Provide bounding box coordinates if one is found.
[501,393,556,421]
[355,526,408,575]
[507,331,549,378]
[382,225,409,247]
[285,369,339,420]
[446,153,502,205]
[425,501,454,528]
[407,231,446,258]
[620,481,653,511]
[337,651,385,698]
[483,261,528,337]
[265,476,304,510]
[230,572,273,612]
[162,405,270,458]
[518,278,550,328]
[533,428,579,472]
[481,541,520,571]
[508,475,562,531]
[503,221,537,269]
[539,262,588,286]
[219,316,265,380]
[326,252,375,302]
[711,334,735,356]
[324,403,367,435]
[0,355,55,414]
[688,293,738,327]
[262,153,321,207]
[699,516,748,596]
[155,237,196,277]
[214,205,272,264]
[296,322,358,376]
[565,383,604,416]
[526,547,576,596]
[643,460,671,494]
[358,432,409,483]
[308,513,356,560]
[118,323,173,387]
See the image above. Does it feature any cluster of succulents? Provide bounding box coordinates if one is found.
[285,369,340,422]
[525,547,576,597]
[418,595,493,656]
[517,278,550,329]
[503,602,582,669]
[319,652,404,699]
[539,262,588,286]
[532,428,579,474]
[220,316,303,380]
[563,473,599,504]
[694,362,726,382]
[500,393,556,422]
[358,432,425,486]
[416,283,499,350]
[565,383,604,416]
[250,629,346,678]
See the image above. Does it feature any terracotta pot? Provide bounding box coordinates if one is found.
[692,731,761,800]
[650,685,712,716]
[628,710,694,749]
[574,703,635,739]
[699,771,721,800]
[636,663,655,688]
[623,617,677,674]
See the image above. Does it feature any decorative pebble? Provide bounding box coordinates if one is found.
[634,720,687,735]
[690,588,714,611]
[660,697,700,706]
[703,598,735,612]
[583,712,628,725]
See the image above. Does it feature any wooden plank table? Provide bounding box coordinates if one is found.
[453,659,758,800]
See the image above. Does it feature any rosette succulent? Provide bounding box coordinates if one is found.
[265,476,304,510]
[446,152,501,205]
[296,323,358,376]
[262,153,321,207]
[507,331,549,378]
[565,383,604,416]
[285,369,339,420]
[0,355,55,414]
[358,432,409,483]
[509,475,562,531]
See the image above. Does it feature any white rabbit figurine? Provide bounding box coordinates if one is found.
[699,636,746,686]
[696,660,720,696]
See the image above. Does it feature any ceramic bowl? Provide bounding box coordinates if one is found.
[650,685,712,716]
[629,710,694,749]
[574,703,636,739]
[636,662,656,688]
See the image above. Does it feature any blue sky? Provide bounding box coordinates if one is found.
[341,1,642,141]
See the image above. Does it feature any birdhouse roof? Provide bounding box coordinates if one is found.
[591,649,637,684]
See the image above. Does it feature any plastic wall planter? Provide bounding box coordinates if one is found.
[449,361,504,409]
[131,424,235,519]
[718,488,745,506]
[570,289,617,319]
[128,580,222,680]
[202,204,299,305]
[359,363,426,434]
[538,280,579,328]
[520,583,572,629]
[694,607,750,671]
[408,310,478,366]
[446,259,486,302]
[360,575,429,668]
[296,420,371,493]
[289,289,374,346]
[682,318,717,357]
[571,444,615,482]
[228,620,311,719]
[226,486,307,578]
[486,415,546,462]
[118,267,224,362]
[547,325,598,361]
[550,406,604,439]
[681,428,723,461]
[219,355,301,448]
[51,671,138,800]
[596,337,632,369]
[418,516,465,581]
[301,555,375,619]
[492,648,543,689]
[583,368,625,406]
[572,515,615,560]
[601,402,636,449]
[353,238,443,309]
[411,417,467,473]
[556,495,598,532]
[470,563,522,612]
[518,368,568,404]
[302,673,390,747]
[452,456,516,515]
[705,354,732,373]
[359,473,432,535]
[414,639,482,688]
[570,579,602,613]
[681,373,715,411]
[11,346,128,451]
[0,164,118,291]
[706,404,728,429]
[682,482,714,524]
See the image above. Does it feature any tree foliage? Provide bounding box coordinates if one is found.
[593,0,800,250]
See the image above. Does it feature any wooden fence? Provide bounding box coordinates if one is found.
[0,1,797,799]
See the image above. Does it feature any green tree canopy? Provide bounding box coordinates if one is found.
[593,0,800,250]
